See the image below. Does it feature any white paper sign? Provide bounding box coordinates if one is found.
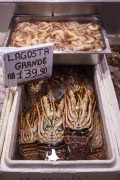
[1,44,53,87]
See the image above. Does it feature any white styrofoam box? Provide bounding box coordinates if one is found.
[100,57,120,157]
[1,64,120,180]
[0,88,14,160]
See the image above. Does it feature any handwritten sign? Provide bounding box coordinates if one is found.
[1,44,53,87]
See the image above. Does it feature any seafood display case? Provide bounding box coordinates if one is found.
[1,1,120,180]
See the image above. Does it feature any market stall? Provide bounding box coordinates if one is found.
[0,1,120,180]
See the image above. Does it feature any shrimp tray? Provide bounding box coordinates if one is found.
[4,15,111,65]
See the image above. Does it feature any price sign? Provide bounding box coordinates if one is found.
[2,44,53,87]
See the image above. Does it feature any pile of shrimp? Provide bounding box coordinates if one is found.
[10,21,104,51]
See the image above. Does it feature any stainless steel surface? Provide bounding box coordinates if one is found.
[108,35,120,46]
[0,3,16,32]
[1,3,120,36]
[54,54,103,64]
[53,3,101,16]
[15,3,101,16]
[3,15,111,65]
[100,4,120,35]
[15,3,52,16]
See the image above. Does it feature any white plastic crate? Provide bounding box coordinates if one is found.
[1,64,120,180]
[100,57,120,160]
[0,88,14,160]
[0,53,14,160]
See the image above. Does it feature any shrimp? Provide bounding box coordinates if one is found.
[83,44,94,50]
[51,30,65,40]
[93,34,102,40]
[23,26,34,33]
[17,22,31,29]
[88,23,99,31]
[38,22,49,29]
[65,30,78,42]
[72,45,85,51]
[71,40,83,46]
[45,36,56,43]
[52,22,62,30]
[85,37,95,44]
[31,38,38,45]
[37,31,48,43]
[15,35,24,42]
[10,21,104,51]
[66,21,80,27]
[78,36,87,43]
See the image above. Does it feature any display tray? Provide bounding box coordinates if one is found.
[106,45,120,109]
[3,65,115,169]
[3,15,111,65]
